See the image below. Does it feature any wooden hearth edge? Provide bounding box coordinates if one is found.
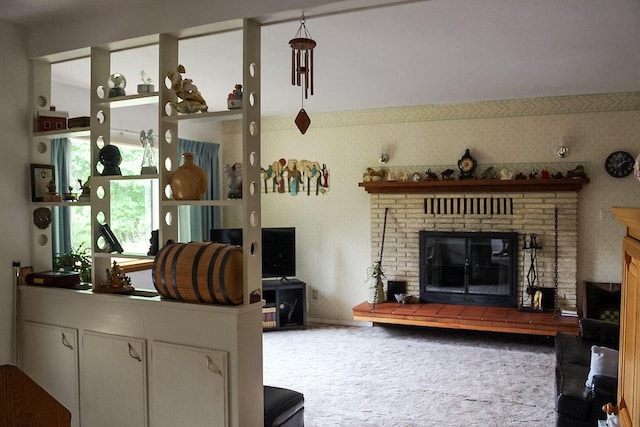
[352,302,580,336]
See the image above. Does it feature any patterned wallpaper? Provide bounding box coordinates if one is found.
[222,92,640,323]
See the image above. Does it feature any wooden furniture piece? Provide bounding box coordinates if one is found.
[0,364,71,427]
[352,301,579,336]
[613,207,640,427]
[359,177,589,194]
[262,280,307,330]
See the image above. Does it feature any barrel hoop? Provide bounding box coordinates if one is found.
[190,242,211,303]
[156,245,177,297]
[217,248,235,304]
[169,244,187,300]
[206,245,227,304]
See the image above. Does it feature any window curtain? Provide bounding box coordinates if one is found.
[51,137,72,257]
[177,138,220,241]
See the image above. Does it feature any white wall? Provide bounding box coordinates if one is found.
[224,101,640,324]
[0,20,31,364]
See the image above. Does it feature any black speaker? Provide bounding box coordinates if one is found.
[387,280,407,302]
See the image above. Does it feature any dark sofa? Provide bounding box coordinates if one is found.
[555,318,620,427]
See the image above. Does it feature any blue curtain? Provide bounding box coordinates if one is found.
[178,138,220,241]
[50,138,72,257]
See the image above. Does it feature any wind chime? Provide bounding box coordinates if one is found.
[289,13,316,135]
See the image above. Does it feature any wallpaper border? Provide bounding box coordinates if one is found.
[222,91,640,134]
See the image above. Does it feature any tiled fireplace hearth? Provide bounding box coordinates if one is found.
[367,188,581,310]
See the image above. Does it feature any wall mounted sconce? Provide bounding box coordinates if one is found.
[556,145,570,158]
[378,152,389,164]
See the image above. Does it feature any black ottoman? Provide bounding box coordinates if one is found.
[264,385,304,427]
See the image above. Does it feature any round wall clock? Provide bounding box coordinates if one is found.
[605,151,634,178]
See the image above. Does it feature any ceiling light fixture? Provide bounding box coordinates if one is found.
[289,12,316,134]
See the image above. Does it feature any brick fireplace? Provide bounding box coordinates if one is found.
[368,190,580,310]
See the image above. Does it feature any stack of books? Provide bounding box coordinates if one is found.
[561,307,578,317]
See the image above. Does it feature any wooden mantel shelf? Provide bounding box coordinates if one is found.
[359,178,589,194]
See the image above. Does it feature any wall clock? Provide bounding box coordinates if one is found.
[605,151,634,178]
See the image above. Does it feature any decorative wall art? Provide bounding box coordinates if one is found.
[261,158,329,196]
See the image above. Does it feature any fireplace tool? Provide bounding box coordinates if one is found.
[367,208,388,304]
[521,233,542,311]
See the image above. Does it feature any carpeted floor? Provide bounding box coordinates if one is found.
[263,323,557,426]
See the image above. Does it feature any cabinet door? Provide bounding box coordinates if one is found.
[151,341,228,427]
[81,331,147,427]
[619,248,639,427]
[21,321,80,427]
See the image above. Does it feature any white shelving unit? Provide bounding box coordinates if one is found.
[25,18,264,427]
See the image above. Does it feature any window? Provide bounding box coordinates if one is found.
[67,137,159,255]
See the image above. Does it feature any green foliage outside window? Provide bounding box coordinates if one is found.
[69,138,158,255]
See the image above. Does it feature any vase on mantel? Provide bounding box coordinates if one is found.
[170,152,208,200]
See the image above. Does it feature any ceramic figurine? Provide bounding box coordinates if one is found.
[166,64,208,114]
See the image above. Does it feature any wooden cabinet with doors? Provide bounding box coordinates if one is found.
[613,207,640,427]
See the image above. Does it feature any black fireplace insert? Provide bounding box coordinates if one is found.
[419,231,518,307]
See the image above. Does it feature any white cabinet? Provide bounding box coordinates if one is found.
[21,321,80,427]
[80,331,147,427]
[151,341,228,427]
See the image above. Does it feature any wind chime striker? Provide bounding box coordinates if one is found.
[289,13,316,134]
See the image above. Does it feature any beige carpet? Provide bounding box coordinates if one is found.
[263,323,556,426]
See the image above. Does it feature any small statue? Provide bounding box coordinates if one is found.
[227,84,243,109]
[481,167,498,180]
[363,167,386,182]
[166,64,208,114]
[551,171,564,179]
[566,165,587,179]
[499,169,514,180]
[441,168,455,180]
[366,261,385,304]
[140,129,158,174]
[104,260,132,289]
[137,70,154,93]
[528,169,540,179]
[424,168,439,181]
[78,177,91,200]
[224,162,243,199]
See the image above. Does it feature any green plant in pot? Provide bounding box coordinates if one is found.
[54,243,92,283]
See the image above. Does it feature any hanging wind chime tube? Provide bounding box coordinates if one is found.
[289,13,316,134]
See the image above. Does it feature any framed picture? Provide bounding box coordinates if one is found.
[100,223,124,253]
[30,163,55,202]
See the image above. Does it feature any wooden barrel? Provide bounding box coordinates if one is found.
[152,242,243,305]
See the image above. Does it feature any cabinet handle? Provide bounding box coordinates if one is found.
[128,343,142,362]
[61,333,74,350]
[205,356,222,376]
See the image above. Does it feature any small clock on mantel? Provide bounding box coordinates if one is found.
[605,150,634,178]
[457,148,477,180]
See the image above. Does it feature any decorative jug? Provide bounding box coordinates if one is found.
[170,152,208,200]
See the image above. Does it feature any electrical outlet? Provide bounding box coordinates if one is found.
[312,290,319,300]
[600,209,614,222]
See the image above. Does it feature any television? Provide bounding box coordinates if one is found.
[210,227,296,279]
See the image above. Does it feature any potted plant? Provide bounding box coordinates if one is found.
[53,243,92,283]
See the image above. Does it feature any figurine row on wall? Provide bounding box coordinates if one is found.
[261,159,329,196]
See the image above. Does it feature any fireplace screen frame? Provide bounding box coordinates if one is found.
[419,230,519,308]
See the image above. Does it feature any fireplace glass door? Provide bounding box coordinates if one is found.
[420,231,518,307]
